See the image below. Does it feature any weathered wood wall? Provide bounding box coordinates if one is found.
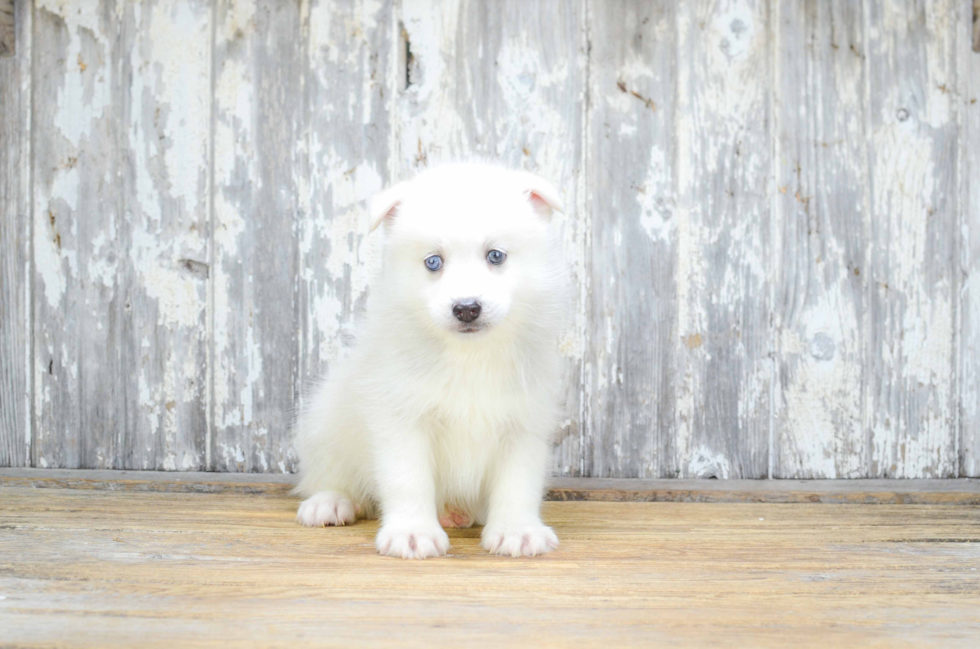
[1,0,978,478]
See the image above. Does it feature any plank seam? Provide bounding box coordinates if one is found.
[670,2,681,480]
[956,0,967,477]
[578,0,593,478]
[766,0,778,480]
[25,0,34,468]
[860,0,874,476]
[964,0,979,476]
[205,0,217,472]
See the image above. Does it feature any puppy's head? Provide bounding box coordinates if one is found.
[370,163,564,340]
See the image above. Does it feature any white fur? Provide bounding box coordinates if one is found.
[293,162,566,559]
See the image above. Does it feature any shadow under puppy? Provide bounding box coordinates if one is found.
[293,162,567,559]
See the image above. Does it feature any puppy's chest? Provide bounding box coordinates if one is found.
[426,357,529,428]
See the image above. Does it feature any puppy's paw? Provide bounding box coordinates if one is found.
[376,522,450,559]
[482,523,559,557]
[296,491,357,527]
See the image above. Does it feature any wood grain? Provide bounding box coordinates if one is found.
[120,0,212,471]
[962,0,980,477]
[298,0,394,422]
[772,0,870,478]
[865,0,959,477]
[1,487,978,647]
[211,0,304,472]
[584,1,676,478]
[31,0,97,468]
[0,0,29,467]
[673,0,772,478]
[31,0,212,470]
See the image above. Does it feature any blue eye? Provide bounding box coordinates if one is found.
[487,249,506,265]
[424,255,443,271]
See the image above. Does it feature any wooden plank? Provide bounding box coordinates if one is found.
[2,488,979,646]
[298,1,394,419]
[584,1,677,477]
[211,0,304,472]
[395,0,588,476]
[119,1,212,471]
[0,0,30,467]
[12,0,976,479]
[962,0,980,477]
[672,0,772,477]
[3,469,978,505]
[771,1,870,477]
[30,0,94,468]
[31,1,211,469]
[865,0,959,477]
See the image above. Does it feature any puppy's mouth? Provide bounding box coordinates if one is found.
[456,325,488,334]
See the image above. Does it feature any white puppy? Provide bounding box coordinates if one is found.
[293,162,567,559]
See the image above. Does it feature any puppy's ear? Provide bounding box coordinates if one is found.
[518,172,565,219]
[369,182,408,232]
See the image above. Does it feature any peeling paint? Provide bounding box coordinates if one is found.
[39,0,112,148]
[12,0,970,479]
[687,446,732,479]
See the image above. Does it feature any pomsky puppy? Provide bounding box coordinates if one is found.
[293,162,567,559]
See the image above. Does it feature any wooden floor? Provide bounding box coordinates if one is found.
[1,484,979,647]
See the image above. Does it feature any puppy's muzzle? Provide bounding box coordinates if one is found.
[452,299,482,323]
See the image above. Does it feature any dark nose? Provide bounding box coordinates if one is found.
[452,299,482,323]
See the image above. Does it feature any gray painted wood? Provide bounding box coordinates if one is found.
[864,0,959,477]
[32,1,211,469]
[299,0,394,423]
[772,0,870,478]
[0,0,30,467]
[963,0,980,478]
[31,0,90,468]
[211,0,304,472]
[120,0,212,471]
[394,0,588,476]
[3,0,977,478]
[671,0,772,478]
[584,1,677,478]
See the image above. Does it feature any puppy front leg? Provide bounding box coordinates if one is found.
[482,434,558,557]
[373,423,449,559]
